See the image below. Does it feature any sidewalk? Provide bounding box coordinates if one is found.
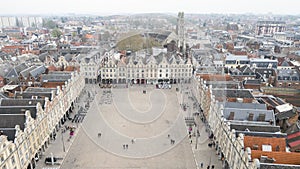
[190,117,222,169]
[36,120,81,169]
[35,87,90,169]
[179,83,222,169]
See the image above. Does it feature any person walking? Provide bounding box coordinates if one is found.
[126,144,128,149]
[98,133,101,137]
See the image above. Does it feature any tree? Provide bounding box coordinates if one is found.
[43,19,57,29]
[51,28,62,38]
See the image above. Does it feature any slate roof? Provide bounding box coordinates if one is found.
[0,114,26,130]
[15,92,53,101]
[0,98,45,108]
[25,87,57,93]
[20,66,36,78]
[224,102,267,110]
[0,129,16,142]
[0,106,37,119]
[15,63,28,74]
[212,89,254,99]
[230,123,280,133]
[30,65,46,78]
[40,74,71,82]
[277,69,300,81]
[5,63,28,81]
[64,54,73,62]
[236,131,286,138]
[0,64,12,77]
[238,65,255,74]
[223,107,274,122]
[38,52,48,62]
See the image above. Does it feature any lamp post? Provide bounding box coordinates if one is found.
[195,129,199,149]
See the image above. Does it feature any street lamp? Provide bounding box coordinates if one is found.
[195,129,199,149]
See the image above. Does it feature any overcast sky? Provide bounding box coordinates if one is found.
[0,0,299,15]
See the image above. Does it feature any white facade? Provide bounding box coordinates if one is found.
[80,51,101,84]
[0,71,85,169]
[100,52,193,84]
[192,77,258,169]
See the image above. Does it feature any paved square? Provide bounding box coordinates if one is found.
[58,85,221,169]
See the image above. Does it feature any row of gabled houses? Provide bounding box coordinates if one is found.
[192,73,300,169]
[99,50,193,85]
[0,69,84,169]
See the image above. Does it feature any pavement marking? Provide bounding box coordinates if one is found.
[112,88,167,124]
[78,86,189,158]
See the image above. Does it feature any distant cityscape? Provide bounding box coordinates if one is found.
[0,12,300,169]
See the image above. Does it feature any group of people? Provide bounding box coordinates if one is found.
[199,163,215,169]
[168,134,176,145]
[123,144,129,149]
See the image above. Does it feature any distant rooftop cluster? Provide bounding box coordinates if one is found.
[0,13,300,169]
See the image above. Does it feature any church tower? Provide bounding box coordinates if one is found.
[176,12,185,53]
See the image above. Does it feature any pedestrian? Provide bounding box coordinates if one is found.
[167,134,170,138]
[131,139,134,144]
[69,130,74,139]
[190,139,192,144]
[98,133,101,137]
[123,144,125,149]
[211,165,214,169]
[170,139,173,145]
[207,166,210,169]
[200,162,203,168]
[53,133,57,140]
[189,134,192,139]
[126,144,128,149]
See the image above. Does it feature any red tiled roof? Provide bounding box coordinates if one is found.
[287,131,300,139]
[197,74,233,81]
[244,136,286,152]
[251,150,300,165]
[289,140,300,148]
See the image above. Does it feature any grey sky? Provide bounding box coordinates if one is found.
[0,0,299,15]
